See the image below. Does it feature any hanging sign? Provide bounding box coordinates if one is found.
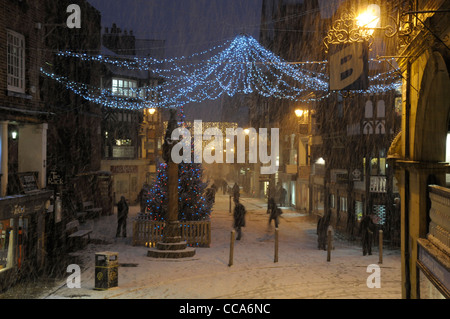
[329,42,369,91]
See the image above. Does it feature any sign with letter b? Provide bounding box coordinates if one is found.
[329,42,368,91]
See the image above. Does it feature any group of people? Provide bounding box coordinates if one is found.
[231,182,283,241]
[118,182,378,257]
[316,211,377,256]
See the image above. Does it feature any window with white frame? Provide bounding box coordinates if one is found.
[7,30,25,93]
[112,78,139,98]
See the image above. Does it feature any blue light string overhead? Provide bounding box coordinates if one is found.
[42,34,401,110]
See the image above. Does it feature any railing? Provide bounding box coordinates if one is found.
[428,185,450,252]
[133,219,211,248]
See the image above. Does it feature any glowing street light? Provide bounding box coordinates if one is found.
[356,4,381,36]
[295,109,304,118]
[148,108,157,115]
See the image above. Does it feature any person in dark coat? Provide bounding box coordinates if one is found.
[222,179,228,195]
[317,215,329,250]
[359,213,376,255]
[233,197,246,240]
[138,183,149,213]
[116,196,129,237]
[232,183,240,202]
[211,183,217,202]
[206,188,215,205]
[280,187,287,207]
[267,197,282,228]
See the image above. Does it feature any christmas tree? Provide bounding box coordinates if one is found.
[139,110,213,221]
[140,160,212,221]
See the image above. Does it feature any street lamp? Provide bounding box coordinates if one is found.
[295,109,304,118]
[356,4,381,36]
[148,108,156,115]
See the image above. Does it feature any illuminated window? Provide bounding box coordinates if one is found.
[7,30,25,93]
[112,78,138,98]
[0,219,14,272]
[340,197,348,212]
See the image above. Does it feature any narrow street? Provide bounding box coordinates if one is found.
[13,193,402,299]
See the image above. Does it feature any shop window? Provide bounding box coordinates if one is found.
[330,194,335,209]
[373,205,386,225]
[7,30,25,93]
[0,219,14,272]
[340,197,348,212]
[355,201,363,221]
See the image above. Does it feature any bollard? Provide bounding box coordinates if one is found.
[274,228,279,263]
[229,230,235,267]
[379,230,383,264]
[229,195,232,213]
[327,229,332,262]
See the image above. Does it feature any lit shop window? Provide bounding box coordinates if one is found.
[112,78,139,98]
[340,197,348,212]
[355,201,363,221]
[7,30,25,93]
[0,219,14,272]
[115,139,132,146]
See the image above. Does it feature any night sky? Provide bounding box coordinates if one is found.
[88,0,263,57]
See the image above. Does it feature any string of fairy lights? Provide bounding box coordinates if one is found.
[41,34,401,110]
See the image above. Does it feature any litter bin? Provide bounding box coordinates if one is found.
[94,251,118,290]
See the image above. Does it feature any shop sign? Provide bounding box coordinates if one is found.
[351,169,362,181]
[336,173,348,183]
[48,170,64,185]
[13,204,25,215]
[110,165,138,174]
[18,173,39,193]
[329,42,369,91]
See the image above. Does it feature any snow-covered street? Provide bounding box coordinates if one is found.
[36,193,401,299]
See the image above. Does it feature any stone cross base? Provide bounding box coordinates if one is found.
[147,221,196,258]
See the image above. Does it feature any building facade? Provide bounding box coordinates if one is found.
[390,0,450,299]
[0,0,54,289]
[100,25,165,204]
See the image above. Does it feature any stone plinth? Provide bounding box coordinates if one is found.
[147,221,196,258]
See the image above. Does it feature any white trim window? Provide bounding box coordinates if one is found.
[112,78,139,98]
[7,30,26,93]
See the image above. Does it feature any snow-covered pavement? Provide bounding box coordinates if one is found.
[40,194,402,299]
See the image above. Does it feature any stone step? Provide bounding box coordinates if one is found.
[156,241,188,251]
[147,247,196,259]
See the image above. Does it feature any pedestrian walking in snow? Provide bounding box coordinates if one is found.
[267,197,282,228]
[116,196,128,237]
[317,215,329,250]
[359,213,376,256]
[280,188,287,207]
[138,183,149,213]
[232,182,240,202]
[222,179,228,195]
[233,197,246,240]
